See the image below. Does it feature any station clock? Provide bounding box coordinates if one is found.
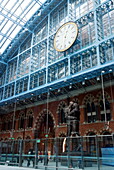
[54,21,78,52]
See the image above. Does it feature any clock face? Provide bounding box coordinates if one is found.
[54,22,78,52]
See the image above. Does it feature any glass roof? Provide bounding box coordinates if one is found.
[0,0,46,54]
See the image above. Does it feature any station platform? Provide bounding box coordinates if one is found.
[0,165,36,170]
[0,164,114,170]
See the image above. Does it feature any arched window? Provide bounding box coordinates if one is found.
[27,110,33,128]
[18,112,25,129]
[8,121,11,130]
[4,138,8,141]
[7,116,13,130]
[83,94,97,123]
[2,121,7,131]
[87,103,91,123]
[17,137,22,140]
[1,115,13,131]
[0,138,3,141]
[57,102,67,124]
[86,102,97,123]
[60,108,66,124]
[100,99,111,121]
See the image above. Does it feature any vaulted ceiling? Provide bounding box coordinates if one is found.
[0,0,46,55]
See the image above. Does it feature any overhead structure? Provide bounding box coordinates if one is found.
[0,0,48,76]
[0,0,46,54]
[0,0,113,112]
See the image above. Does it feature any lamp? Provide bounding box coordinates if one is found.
[58,89,60,92]
[69,84,72,89]
[82,81,85,85]
[97,77,100,81]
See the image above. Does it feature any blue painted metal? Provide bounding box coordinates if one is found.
[0,62,113,106]
[1,0,58,61]
[0,61,7,65]
[0,0,114,107]
[0,0,47,60]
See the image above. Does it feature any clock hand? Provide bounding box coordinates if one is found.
[64,25,71,38]
[64,30,69,38]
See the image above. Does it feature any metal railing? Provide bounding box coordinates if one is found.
[0,135,114,170]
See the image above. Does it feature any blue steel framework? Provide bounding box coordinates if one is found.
[0,0,114,110]
[0,0,46,73]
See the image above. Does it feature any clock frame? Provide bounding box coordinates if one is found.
[54,21,78,52]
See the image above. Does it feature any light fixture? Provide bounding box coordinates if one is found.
[91,48,95,52]
[64,79,67,82]
[69,84,72,89]
[97,77,100,81]
[101,70,105,73]
[38,10,41,16]
[107,40,111,45]
[82,81,85,85]
[58,89,60,92]
[24,28,29,32]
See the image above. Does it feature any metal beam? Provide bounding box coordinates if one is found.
[0,60,7,65]
[0,11,32,34]
[0,3,26,28]
[33,0,42,5]
[1,0,54,61]
[0,32,12,42]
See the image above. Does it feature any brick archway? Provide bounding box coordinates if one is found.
[99,127,112,135]
[82,94,96,106]
[57,101,67,124]
[85,129,97,136]
[34,109,56,130]
[96,91,111,104]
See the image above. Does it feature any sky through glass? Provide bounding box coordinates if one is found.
[0,0,46,54]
